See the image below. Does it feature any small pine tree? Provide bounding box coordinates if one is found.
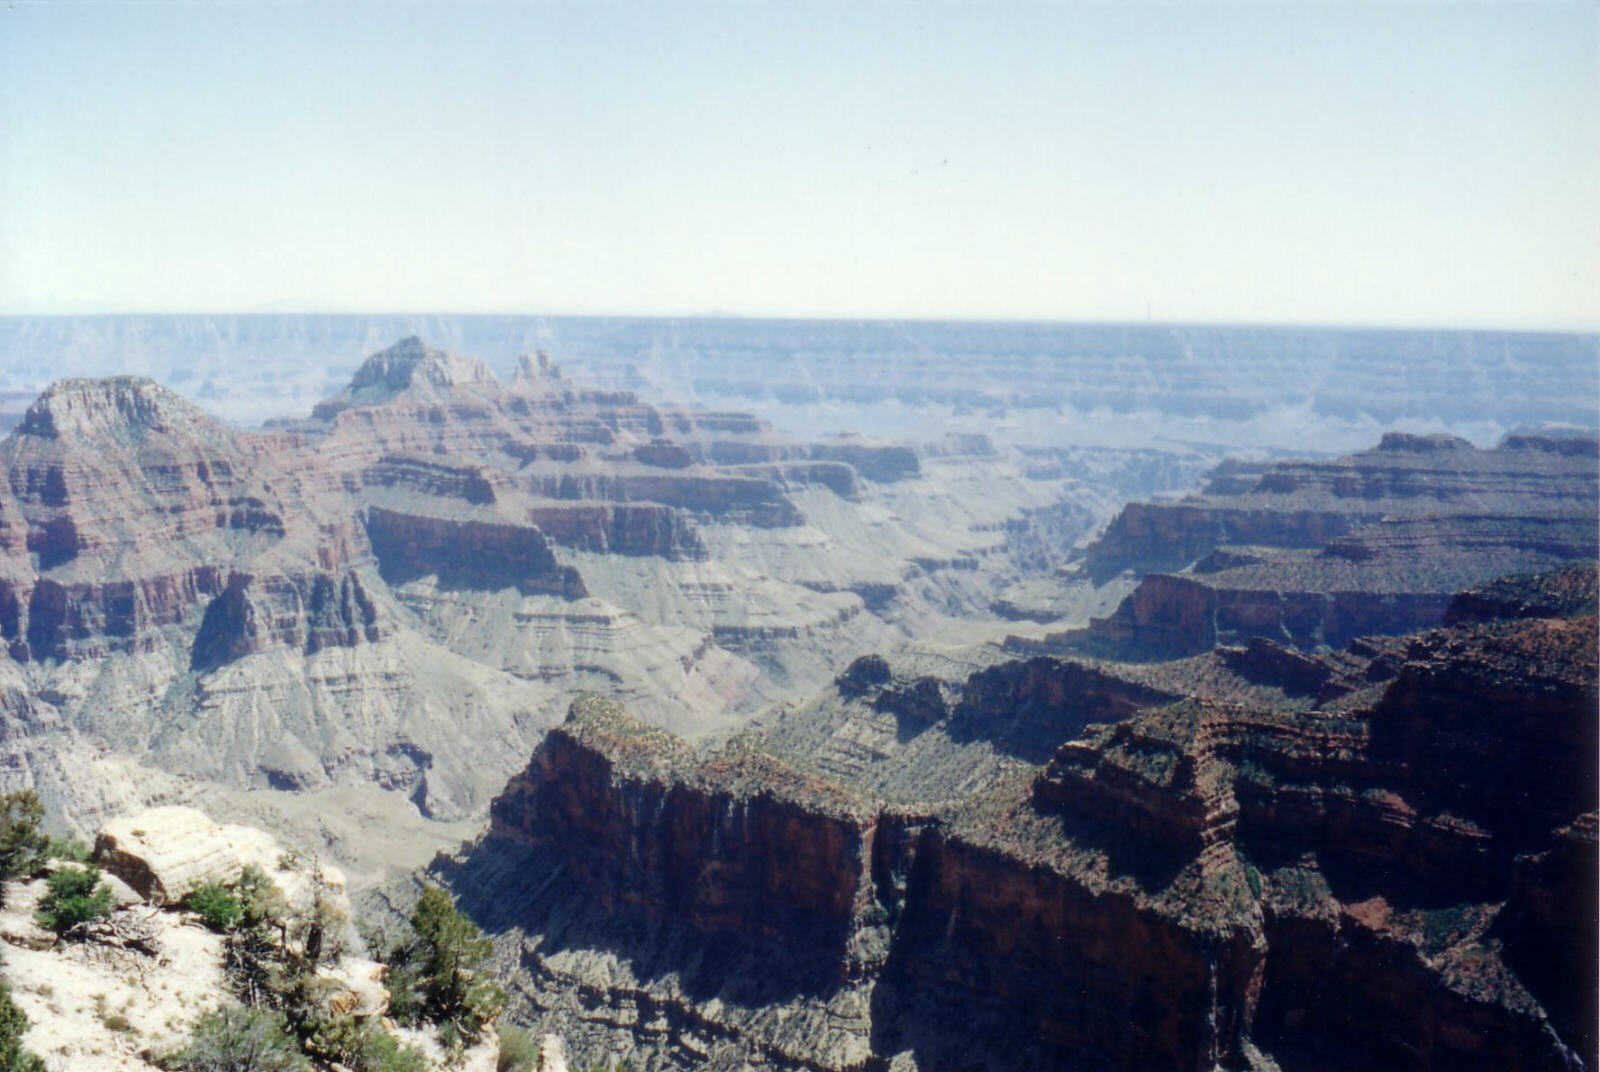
[285,861,346,974]
[224,866,289,1009]
[408,884,505,1044]
[34,863,113,935]
[0,791,48,899]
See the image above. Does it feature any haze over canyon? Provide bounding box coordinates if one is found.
[0,316,1593,1071]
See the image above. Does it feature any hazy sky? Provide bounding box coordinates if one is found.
[2,2,1596,328]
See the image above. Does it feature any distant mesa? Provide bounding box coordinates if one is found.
[311,335,500,418]
[16,375,209,441]
[1374,430,1475,453]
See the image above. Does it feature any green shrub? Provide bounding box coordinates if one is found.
[300,1010,426,1072]
[35,863,113,935]
[186,882,244,933]
[43,834,91,863]
[352,1025,428,1072]
[496,1026,540,1072]
[175,1005,309,1072]
[381,961,424,1027]
[0,978,47,1072]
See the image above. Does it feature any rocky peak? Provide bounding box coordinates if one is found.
[314,337,499,417]
[512,350,563,385]
[15,376,217,443]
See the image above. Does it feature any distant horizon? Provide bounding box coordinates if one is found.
[2,309,1596,338]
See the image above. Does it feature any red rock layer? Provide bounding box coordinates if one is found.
[475,600,1596,1070]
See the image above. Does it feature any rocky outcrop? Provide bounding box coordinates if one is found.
[361,454,501,505]
[523,503,704,559]
[633,439,695,469]
[190,568,386,670]
[1088,572,1456,657]
[1444,563,1600,624]
[365,507,586,597]
[311,336,500,419]
[524,472,804,528]
[948,656,1179,761]
[724,461,859,499]
[1040,610,1598,1069]
[808,439,919,483]
[464,698,1265,1071]
[2,566,228,662]
[489,697,876,958]
[1498,813,1599,1062]
[94,804,348,908]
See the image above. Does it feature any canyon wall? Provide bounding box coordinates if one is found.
[457,574,1597,1071]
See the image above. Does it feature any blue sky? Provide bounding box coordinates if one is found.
[2,2,1595,328]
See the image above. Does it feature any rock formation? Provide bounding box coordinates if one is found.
[1074,433,1598,657]
[0,337,1157,833]
[445,564,1598,1070]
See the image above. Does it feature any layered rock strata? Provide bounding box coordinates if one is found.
[1,336,1141,828]
[452,571,1597,1071]
[1076,433,1598,657]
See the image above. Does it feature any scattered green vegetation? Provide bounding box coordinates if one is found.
[0,791,49,895]
[43,834,92,863]
[186,881,244,933]
[170,1005,309,1072]
[1244,861,1263,899]
[223,861,346,1018]
[174,867,506,1069]
[372,884,505,1045]
[301,1011,428,1071]
[0,977,47,1072]
[35,863,114,935]
[496,1025,540,1072]
[348,1024,429,1072]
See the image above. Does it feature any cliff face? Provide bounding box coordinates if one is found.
[1075,435,1598,657]
[1089,433,1597,580]
[455,571,1597,1071]
[466,697,1267,1071]
[490,697,876,957]
[1089,573,1457,657]
[189,568,387,670]
[522,502,705,559]
[365,507,587,598]
[0,378,337,662]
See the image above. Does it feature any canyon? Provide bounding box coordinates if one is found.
[0,328,1593,1070]
[443,562,1598,1071]
[426,427,1597,1070]
[0,336,1192,843]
